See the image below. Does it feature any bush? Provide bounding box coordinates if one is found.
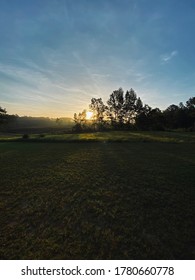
[22,134,29,139]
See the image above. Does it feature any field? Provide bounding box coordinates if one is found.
[0,131,195,259]
[1,130,195,143]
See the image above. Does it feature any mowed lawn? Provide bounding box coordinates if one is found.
[0,141,194,259]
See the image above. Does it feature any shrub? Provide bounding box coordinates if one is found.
[22,134,29,139]
[39,134,45,138]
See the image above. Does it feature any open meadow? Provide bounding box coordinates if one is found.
[0,131,195,259]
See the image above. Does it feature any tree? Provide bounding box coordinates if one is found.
[135,97,143,114]
[136,107,164,130]
[186,97,195,109]
[0,107,6,114]
[73,87,195,131]
[175,102,189,129]
[107,88,125,127]
[147,108,164,130]
[135,104,151,129]
[123,88,137,125]
[186,97,195,129]
[0,106,7,125]
[0,106,18,131]
[163,104,180,129]
[89,98,106,130]
[73,110,87,131]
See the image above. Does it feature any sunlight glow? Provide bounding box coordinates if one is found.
[86,111,93,120]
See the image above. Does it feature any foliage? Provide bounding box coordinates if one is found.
[107,87,125,127]
[73,88,195,131]
[0,107,18,130]
[0,106,7,114]
[89,98,107,130]
[73,110,88,132]
[0,106,7,125]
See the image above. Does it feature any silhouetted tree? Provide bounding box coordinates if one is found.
[73,110,88,131]
[0,106,7,125]
[163,101,192,130]
[186,97,195,109]
[136,106,164,130]
[89,98,107,130]
[0,107,19,131]
[73,88,195,132]
[186,97,195,129]
[123,88,137,125]
[136,104,152,129]
[148,108,164,130]
[163,104,180,129]
[177,103,189,129]
[107,88,125,128]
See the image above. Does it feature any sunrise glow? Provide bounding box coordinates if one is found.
[86,111,93,120]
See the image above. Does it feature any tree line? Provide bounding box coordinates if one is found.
[0,107,17,127]
[1,88,195,132]
[73,88,195,131]
[0,108,73,132]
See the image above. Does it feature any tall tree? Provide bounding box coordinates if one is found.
[164,104,180,129]
[186,97,195,109]
[186,97,195,128]
[135,104,151,129]
[135,97,144,114]
[89,98,106,130]
[107,88,125,127]
[123,88,137,125]
[148,108,164,130]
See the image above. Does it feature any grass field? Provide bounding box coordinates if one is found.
[1,130,195,143]
[0,132,195,259]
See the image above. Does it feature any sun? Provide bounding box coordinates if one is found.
[86,111,93,120]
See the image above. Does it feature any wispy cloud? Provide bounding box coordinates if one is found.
[72,51,108,96]
[0,54,101,117]
[161,50,178,64]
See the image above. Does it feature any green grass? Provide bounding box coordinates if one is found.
[0,138,195,259]
[1,130,195,143]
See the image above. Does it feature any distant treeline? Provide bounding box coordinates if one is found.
[74,88,195,131]
[0,108,73,132]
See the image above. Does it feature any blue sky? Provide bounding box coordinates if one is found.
[0,0,195,117]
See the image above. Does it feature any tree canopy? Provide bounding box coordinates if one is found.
[73,88,195,131]
[0,106,7,125]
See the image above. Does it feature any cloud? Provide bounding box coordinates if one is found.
[0,55,99,117]
[161,50,178,63]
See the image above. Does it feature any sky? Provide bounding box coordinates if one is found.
[0,0,195,118]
